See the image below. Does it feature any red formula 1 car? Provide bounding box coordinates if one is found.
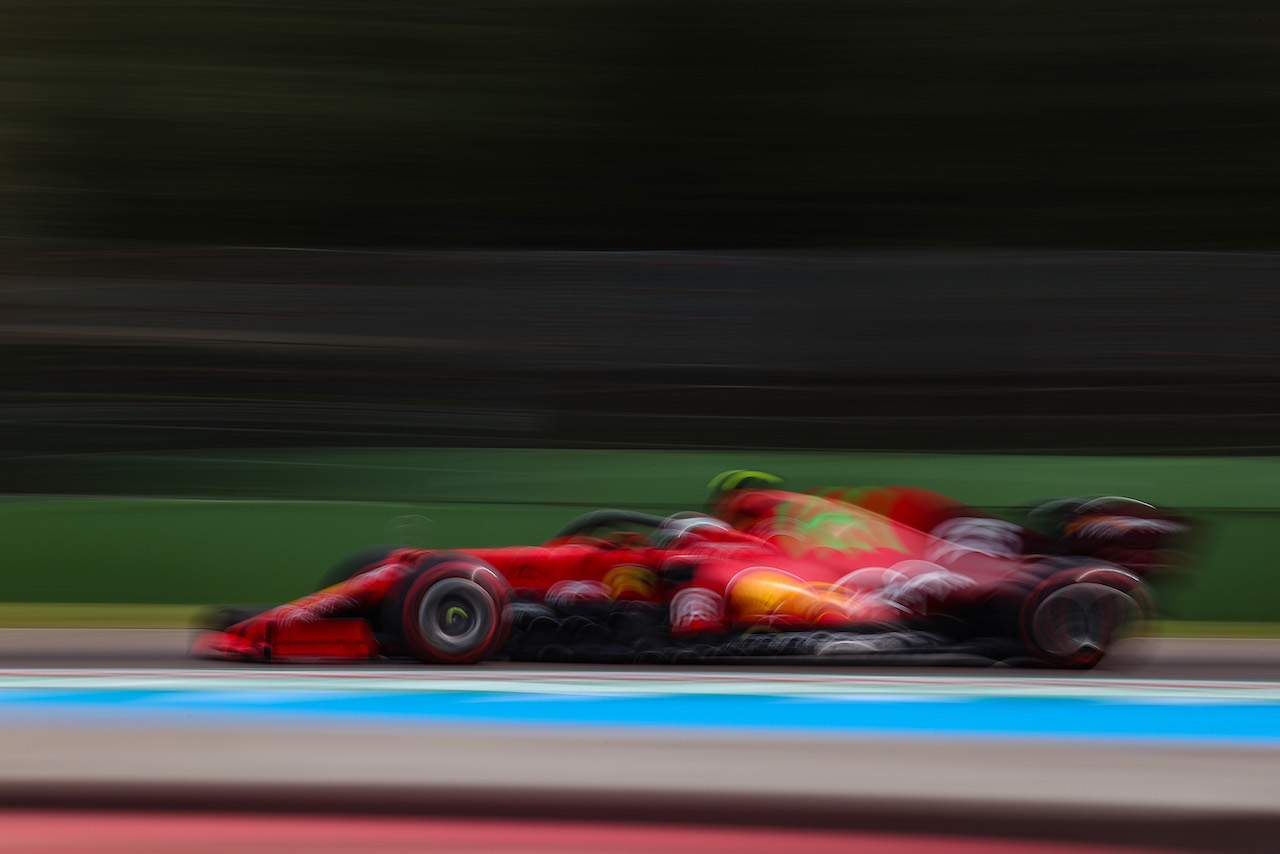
[193,473,1192,669]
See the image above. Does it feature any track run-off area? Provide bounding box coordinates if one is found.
[1,634,1279,852]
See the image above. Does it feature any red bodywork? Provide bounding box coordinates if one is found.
[194,485,1179,666]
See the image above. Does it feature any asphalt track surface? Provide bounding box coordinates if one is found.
[1,631,1278,852]
[1,629,1279,679]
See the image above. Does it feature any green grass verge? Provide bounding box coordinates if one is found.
[1148,622,1280,640]
[0,603,203,628]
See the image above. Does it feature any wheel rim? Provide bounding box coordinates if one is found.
[416,577,495,656]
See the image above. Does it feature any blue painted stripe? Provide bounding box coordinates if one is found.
[2,687,1278,744]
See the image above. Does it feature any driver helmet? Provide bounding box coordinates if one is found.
[705,470,783,507]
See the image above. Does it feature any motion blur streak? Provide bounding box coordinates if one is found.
[3,2,1278,250]
[0,812,1186,854]
[2,249,1279,457]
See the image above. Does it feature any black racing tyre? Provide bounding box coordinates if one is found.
[551,509,667,540]
[1017,562,1153,669]
[382,553,513,665]
[318,545,407,590]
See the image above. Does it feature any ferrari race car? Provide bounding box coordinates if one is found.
[193,473,1192,669]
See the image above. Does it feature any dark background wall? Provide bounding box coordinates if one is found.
[2,0,1278,250]
[2,2,1278,461]
[2,246,1277,461]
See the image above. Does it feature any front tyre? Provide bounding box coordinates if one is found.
[384,554,513,664]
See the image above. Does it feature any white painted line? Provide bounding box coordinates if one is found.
[1,669,1279,701]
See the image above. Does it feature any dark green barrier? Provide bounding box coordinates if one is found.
[0,498,597,605]
[3,449,1277,620]
[16,448,1280,509]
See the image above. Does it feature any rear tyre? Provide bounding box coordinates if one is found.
[1017,563,1152,669]
[383,554,513,664]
